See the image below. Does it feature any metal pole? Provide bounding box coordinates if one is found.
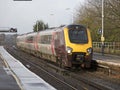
[66,8,73,24]
[102,0,104,38]
[71,13,73,24]
[101,0,105,55]
[42,24,44,30]
[50,14,54,27]
[37,21,38,32]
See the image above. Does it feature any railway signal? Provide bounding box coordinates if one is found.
[0,27,17,33]
[9,28,17,32]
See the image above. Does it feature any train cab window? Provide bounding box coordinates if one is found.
[69,28,88,44]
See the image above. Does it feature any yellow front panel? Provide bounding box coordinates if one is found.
[64,28,92,55]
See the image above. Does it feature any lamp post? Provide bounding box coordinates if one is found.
[101,0,105,55]
[36,21,38,32]
[66,8,73,24]
[50,13,55,27]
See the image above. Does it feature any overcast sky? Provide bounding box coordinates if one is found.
[0,0,84,34]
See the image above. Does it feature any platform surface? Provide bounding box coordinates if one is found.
[93,52,120,67]
[0,46,56,90]
[0,57,21,90]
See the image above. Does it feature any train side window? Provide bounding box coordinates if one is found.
[47,35,52,44]
[26,36,34,43]
[39,35,52,44]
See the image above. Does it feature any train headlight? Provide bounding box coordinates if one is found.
[87,47,92,54]
[66,46,73,54]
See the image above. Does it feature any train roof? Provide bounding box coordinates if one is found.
[17,24,87,36]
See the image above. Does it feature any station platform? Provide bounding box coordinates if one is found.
[0,46,56,90]
[93,52,120,68]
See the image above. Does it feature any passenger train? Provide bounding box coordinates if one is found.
[16,24,92,68]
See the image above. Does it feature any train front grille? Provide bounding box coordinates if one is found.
[72,52,86,62]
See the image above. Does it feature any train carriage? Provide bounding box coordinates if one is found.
[24,32,37,54]
[16,34,26,50]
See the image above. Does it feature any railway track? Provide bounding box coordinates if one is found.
[5,45,120,90]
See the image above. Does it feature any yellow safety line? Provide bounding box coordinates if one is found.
[0,54,24,90]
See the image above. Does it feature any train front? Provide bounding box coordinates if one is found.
[64,25,92,68]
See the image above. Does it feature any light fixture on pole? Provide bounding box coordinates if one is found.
[101,0,105,55]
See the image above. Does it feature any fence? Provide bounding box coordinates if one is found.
[93,42,120,55]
